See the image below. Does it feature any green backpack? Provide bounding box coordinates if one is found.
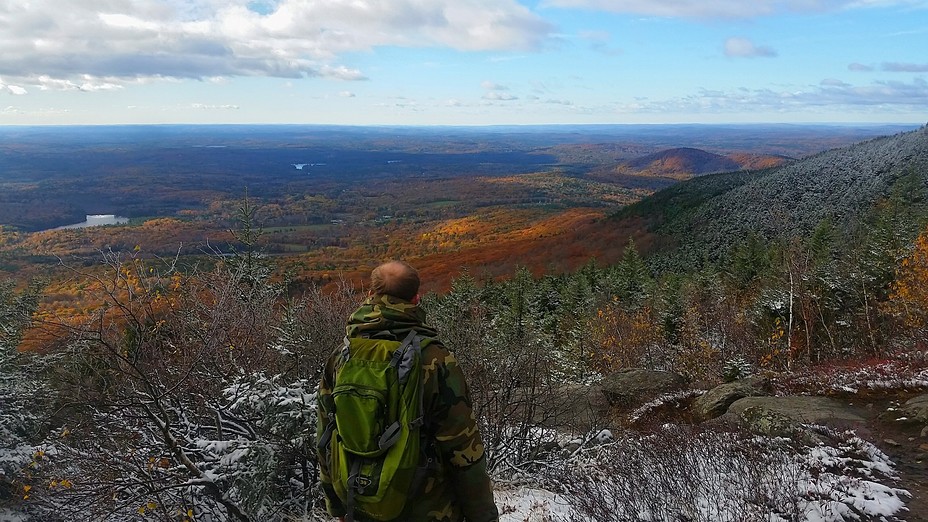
[318,330,432,521]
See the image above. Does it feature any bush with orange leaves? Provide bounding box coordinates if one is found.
[589,299,665,373]
[886,227,928,353]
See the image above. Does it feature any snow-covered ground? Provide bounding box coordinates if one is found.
[493,426,908,522]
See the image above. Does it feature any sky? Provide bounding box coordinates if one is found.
[0,0,927,126]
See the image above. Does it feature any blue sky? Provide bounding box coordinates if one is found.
[1,0,926,125]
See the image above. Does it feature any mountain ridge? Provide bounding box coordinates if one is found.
[614,126,928,268]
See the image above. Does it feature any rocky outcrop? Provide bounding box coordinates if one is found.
[598,369,687,410]
[549,383,613,430]
[720,396,867,436]
[693,376,771,420]
[900,393,928,425]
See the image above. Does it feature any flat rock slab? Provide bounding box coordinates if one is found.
[725,396,867,430]
[598,369,687,410]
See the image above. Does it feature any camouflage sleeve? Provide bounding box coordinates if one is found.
[425,344,500,522]
[316,355,346,517]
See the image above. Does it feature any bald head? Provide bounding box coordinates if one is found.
[370,260,420,301]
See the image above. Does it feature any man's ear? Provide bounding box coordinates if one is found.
[411,294,420,305]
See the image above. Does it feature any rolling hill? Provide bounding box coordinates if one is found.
[614,126,928,268]
[600,147,790,181]
[621,147,742,178]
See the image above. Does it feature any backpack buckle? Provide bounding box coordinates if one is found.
[341,337,351,361]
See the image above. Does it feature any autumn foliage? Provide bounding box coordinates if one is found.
[888,226,928,349]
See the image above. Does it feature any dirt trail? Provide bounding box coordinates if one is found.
[845,394,928,521]
[870,415,928,521]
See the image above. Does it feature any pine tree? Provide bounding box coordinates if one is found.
[611,238,651,307]
[0,279,46,501]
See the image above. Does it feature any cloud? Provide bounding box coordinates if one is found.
[338,91,356,98]
[541,0,923,18]
[821,78,851,87]
[482,91,519,101]
[481,81,510,91]
[578,30,622,55]
[481,80,519,100]
[882,62,928,72]
[0,77,27,95]
[849,62,875,71]
[319,65,368,81]
[724,37,777,58]
[0,0,552,89]
[626,78,928,114]
[190,103,240,110]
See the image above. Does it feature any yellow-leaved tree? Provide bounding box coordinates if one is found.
[887,226,928,350]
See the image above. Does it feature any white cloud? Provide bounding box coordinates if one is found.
[1,77,27,95]
[190,103,240,110]
[320,65,368,81]
[542,0,926,18]
[483,91,519,101]
[849,62,875,71]
[481,81,510,91]
[338,91,356,98]
[724,37,777,58]
[0,0,552,89]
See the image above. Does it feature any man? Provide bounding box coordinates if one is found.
[317,261,499,522]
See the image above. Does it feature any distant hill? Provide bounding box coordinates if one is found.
[607,147,790,180]
[727,152,793,171]
[613,126,928,268]
[621,147,741,178]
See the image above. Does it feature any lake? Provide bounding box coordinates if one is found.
[53,214,129,230]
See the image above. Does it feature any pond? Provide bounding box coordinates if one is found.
[53,214,129,230]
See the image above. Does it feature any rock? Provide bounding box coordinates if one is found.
[550,383,612,430]
[508,383,611,430]
[737,406,801,438]
[922,426,928,438]
[598,369,687,410]
[900,393,928,424]
[884,439,901,447]
[693,376,771,420]
[721,396,867,435]
[593,429,614,444]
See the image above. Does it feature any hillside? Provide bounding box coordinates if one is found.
[621,147,742,179]
[616,126,928,267]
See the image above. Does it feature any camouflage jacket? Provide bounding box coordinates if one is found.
[317,295,499,522]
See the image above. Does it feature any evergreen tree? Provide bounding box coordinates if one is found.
[611,238,651,307]
[0,279,45,504]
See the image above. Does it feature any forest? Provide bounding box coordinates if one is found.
[1,124,928,520]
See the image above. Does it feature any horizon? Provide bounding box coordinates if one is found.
[1,1,927,126]
[0,121,923,129]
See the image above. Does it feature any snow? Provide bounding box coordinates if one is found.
[487,426,909,522]
[497,487,576,521]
